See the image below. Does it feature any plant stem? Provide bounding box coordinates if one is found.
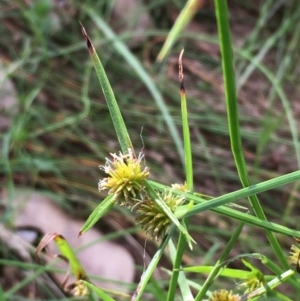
[214,0,289,269]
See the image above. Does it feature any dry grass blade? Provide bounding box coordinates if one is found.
[35,232,88,295]
[35,233,71,291]
[178,49,185,92]
[35,233,68,263]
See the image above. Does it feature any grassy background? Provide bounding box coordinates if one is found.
[1,0,300,300]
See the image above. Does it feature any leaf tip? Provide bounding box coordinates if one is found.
[79,21,93,52]
[178,49,185,93]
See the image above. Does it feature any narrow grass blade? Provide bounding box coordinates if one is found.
[195,222,244,300]
[187,253,299,290]
[131,226,175,301]
[151,169,300,218]
[79,194,115,236]
[179,49,193,191]
[35,233,87,282]
[243,269,295,300]
[157,0,205,62]
[84,9,185,164]
[187,170,300,214]
[184,266,269,279]
[168,239,194,301]
[213,0,248,186]
[80,22,133,154]
[214,0,290,270]
[54,235,87,281]
[149,170,300,238]
[0,285,4,300]
[167,50,194,301]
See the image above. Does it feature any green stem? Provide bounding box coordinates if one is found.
[195,222,244,300]
[214,0,289,270]
[132,226,176,301]
[166,51,194,301]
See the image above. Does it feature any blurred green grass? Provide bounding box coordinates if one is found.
[1,0,300,299]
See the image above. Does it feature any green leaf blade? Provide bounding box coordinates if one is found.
[79,194,115,236]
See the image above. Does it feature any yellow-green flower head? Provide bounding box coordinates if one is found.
[171,182,188,192]
[290,244,300,272]
[239,273,265,294]
[98,149,150,207]
[238,264,265,294]
[136,190,185,240]
[209,289,241,301]
[73,280,88,296]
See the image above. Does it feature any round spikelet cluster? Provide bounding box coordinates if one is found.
[73,280,88,296]
[98,149,150,208]
[136,190,185,240]
[171,182,188,192]
[209,289,241,301]
[238,269,265,294]
[290,243,300,271]
[98,149,188,240]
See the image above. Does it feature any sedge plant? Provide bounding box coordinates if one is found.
[31,2,300,301]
